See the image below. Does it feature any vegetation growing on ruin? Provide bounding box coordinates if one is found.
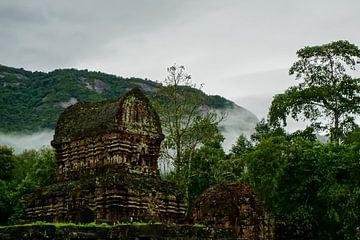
[0,220,166,229]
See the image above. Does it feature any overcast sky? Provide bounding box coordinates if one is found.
[1,0,359,119]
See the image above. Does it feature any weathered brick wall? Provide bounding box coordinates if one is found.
[274,216,313,240]
[191,184,275,240]
[54,132,161,182]
[25,173,186,224]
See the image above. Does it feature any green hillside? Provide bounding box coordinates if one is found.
[0,64,234,133]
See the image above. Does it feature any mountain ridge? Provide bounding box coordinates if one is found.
[0,64,258,150]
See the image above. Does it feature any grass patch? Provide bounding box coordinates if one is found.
[193,223,206,228]
[113,221,162,226]
[0,221,165,229]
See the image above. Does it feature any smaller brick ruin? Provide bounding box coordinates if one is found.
[191,184,275,240]
[25,88,186,224]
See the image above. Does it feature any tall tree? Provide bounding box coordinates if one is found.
[269,40,360,143]
[186,127,226,208]
[155,64,221,173]
[229,134,252,158]
[155,64,222,205]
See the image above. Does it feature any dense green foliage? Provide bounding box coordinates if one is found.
[0,146,16,224]
[269,40,360,143]
[0,64,232,133]
[242,124,360,239]
[0,147,55,225]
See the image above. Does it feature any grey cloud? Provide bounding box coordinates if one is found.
[0,0,359,139]
[235,95,273,120]
[0,3,46,24]
[0,0,196,71]
[1,0,359,75]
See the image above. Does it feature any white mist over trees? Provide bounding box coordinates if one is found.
[0,131,53,153]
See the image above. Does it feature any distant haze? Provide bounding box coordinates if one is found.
[0,104,258,153]
[0,131,53,153]
[219,106,258,151]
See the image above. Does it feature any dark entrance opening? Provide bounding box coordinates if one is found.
[69,206,95,223]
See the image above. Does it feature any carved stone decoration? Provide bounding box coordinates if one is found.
[25,88,186,224]
[191,184,275,240]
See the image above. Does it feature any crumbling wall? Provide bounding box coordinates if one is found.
[54,132,161,182]
[274,217,313,240]
[191,184,275,240]
[25,173,186,224]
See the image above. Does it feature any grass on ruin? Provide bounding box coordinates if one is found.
[0,220,165,229]
[193,223,205,228]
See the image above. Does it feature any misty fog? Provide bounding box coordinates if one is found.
[0,105,258,154]
[0,130,54,153]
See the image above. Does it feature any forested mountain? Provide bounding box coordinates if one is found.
[0,64,258,140]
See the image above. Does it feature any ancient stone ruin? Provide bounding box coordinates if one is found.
[25,88,186,224]
[191,184,275,240]
[21,88,279,239]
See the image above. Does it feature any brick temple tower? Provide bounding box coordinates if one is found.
[25,88,185,224]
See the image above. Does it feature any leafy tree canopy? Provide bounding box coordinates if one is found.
[241,122,360,239]
[269,40,360,143]
[0,146,15,181]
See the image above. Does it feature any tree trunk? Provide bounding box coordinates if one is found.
[333,111,340,145]
[175,144,181,174]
